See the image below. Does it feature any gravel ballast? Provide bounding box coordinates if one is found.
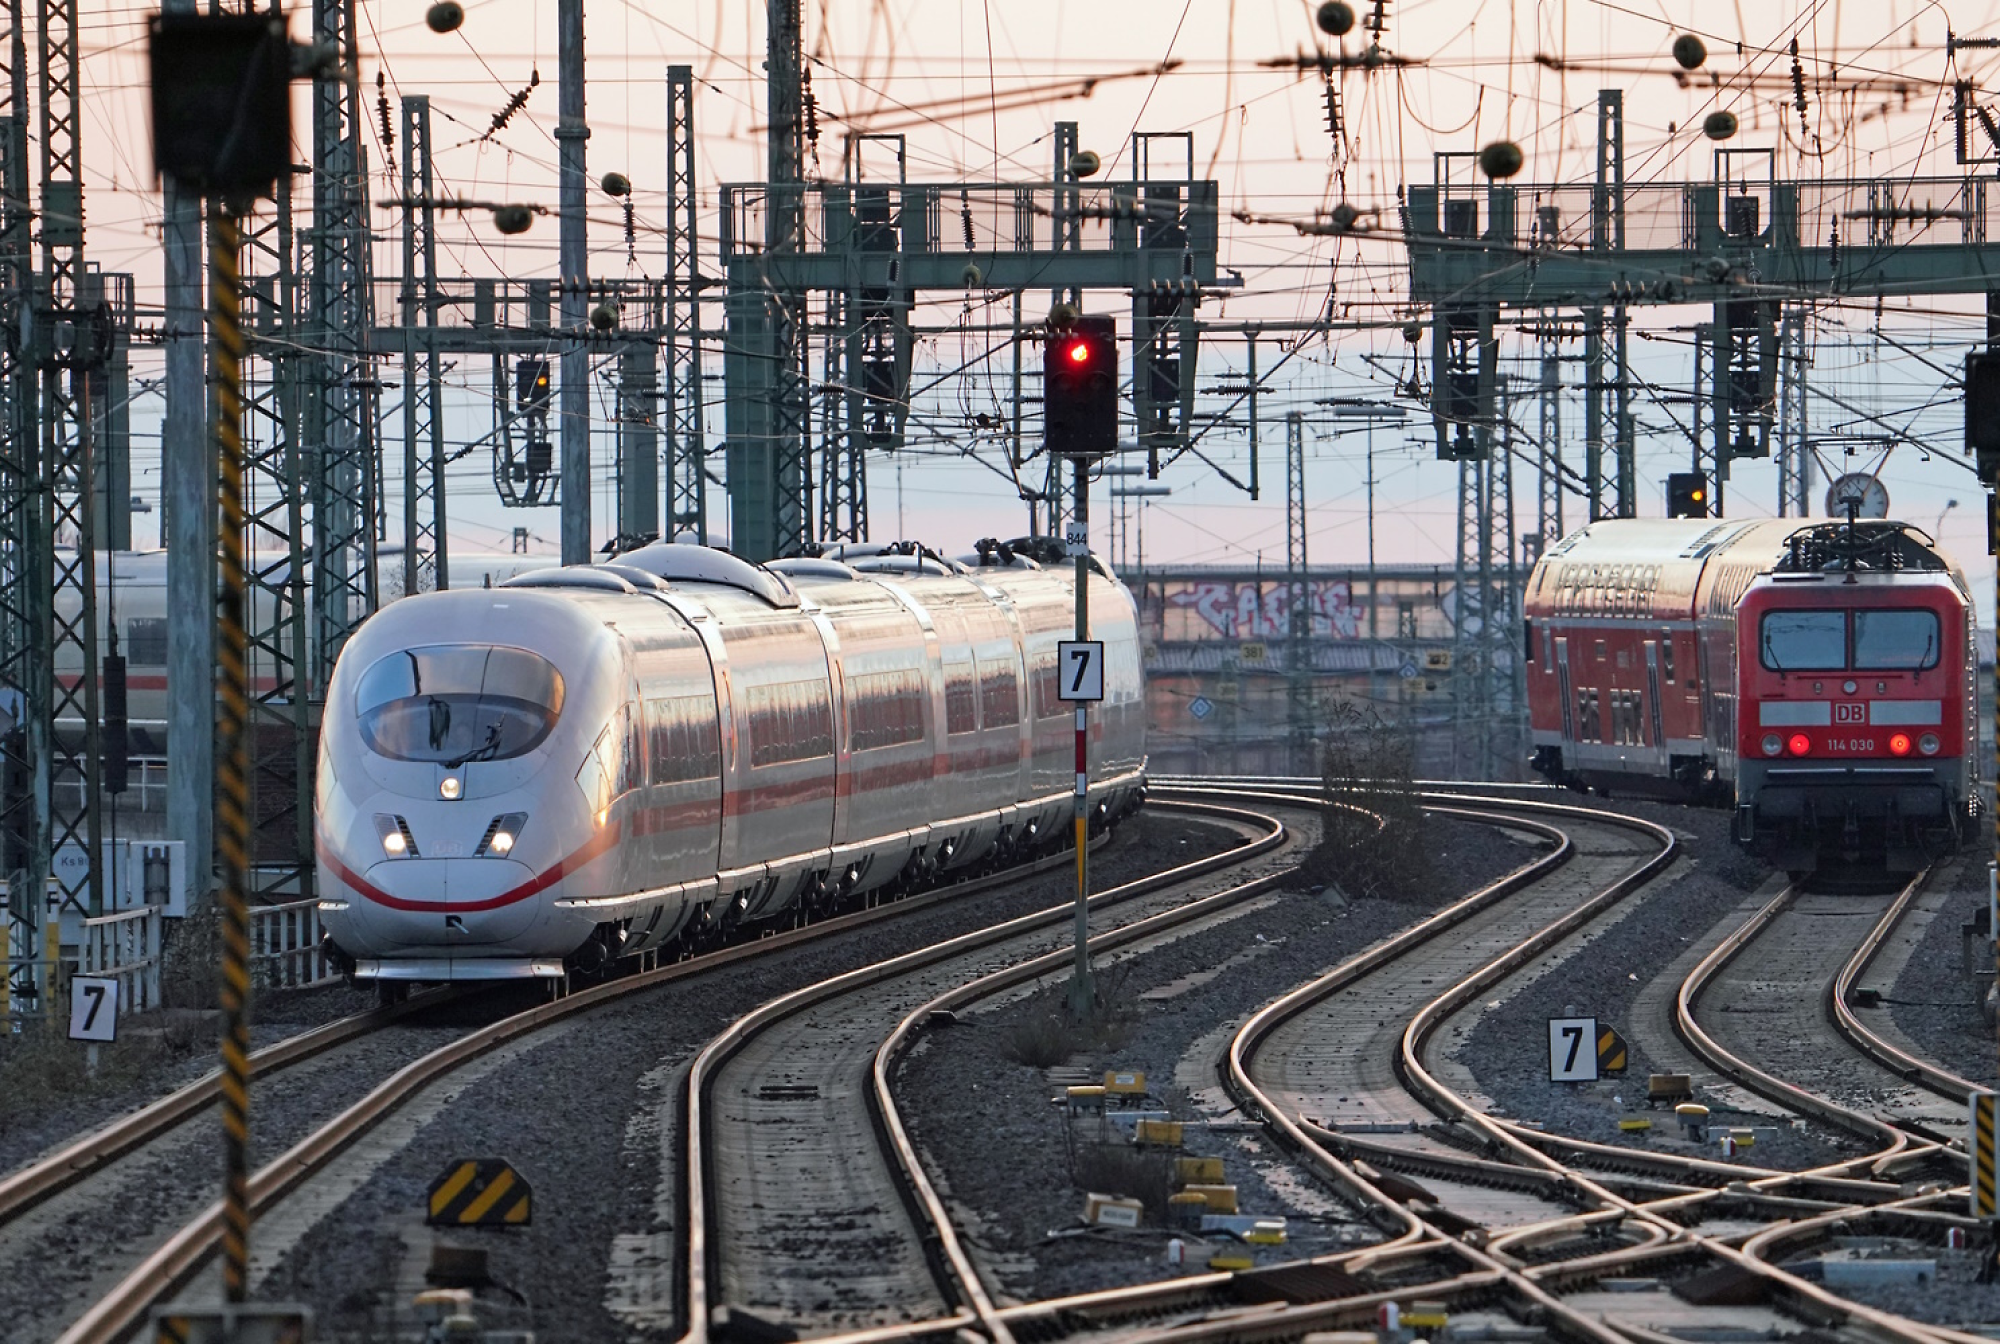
[1881,852,1998,1089]
[238,811,1251,1344]
[894,813,1540,1303]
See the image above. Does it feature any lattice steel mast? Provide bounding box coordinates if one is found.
[664,65,706,542]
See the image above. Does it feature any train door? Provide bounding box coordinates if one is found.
[1643,640,1664,752]
[1555,636,1575,747]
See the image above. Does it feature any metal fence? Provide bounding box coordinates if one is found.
[250,897,336,989]
[79,906,161,1014]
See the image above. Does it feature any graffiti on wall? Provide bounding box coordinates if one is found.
[1164,580,1363,640]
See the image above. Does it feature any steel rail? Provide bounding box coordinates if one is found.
[677,800,1293,1344]
[1674,875,1941,1161]
[1384,813,1971,1344]
[1157,795,1962,1344]
[0,988,459,1226]
[866,797,1364,1344]
[53,820,1173,1344]
[1828,871,1984,1103]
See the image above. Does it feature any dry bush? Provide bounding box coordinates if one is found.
[160,903,221,1011]
[1307,699,1431,900]
[1003,1012,1074,1068]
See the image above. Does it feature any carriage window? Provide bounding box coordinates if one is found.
[977,658,1019,728]
[645,695,721,784]
[847,669,926,752]
[1030,653,1063,719]
[943,662,977,735]
[744,679,833,766]
[1854,609,1939,670]
[126,618,168,666]
[356,644,565,764]
[1759,611,1845,671]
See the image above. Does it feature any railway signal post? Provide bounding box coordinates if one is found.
[149,10,293,1307]
[1046,316,1117,1017]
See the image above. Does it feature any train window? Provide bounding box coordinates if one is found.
[847,669,926,752]
[977,658,1019,728]
[1660,633,1675,682]
[745,679,834,767]
[1759,611,1846,671]
[126,618,168,666]
[355,644,565,764]
[1030,654,1062,719]
[944,662,978,735]
[617,704,644,796]
[1853,610,1940,670]
[645,695,721,784]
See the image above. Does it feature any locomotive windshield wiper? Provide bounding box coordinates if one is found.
[1763,634,1785,677]
[443,723,502,770]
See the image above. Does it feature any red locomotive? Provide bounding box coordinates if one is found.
[1524,518,1979,872]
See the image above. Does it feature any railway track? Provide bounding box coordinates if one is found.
[956,787,1987,1344]
[1675,873,1969,1160]
[38,803,1276,1344]
[684,798,1311,1341]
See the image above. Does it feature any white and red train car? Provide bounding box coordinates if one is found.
[1524,518,1978,872]
[313,541,1147,984]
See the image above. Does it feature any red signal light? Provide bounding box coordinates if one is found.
[1787,733,1811,756]
[1065,340,1091,365]
[1889,732,1912,756]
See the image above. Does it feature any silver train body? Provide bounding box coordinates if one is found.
[314,543,1148,981]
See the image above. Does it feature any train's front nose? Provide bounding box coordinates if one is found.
[322,855,543,956]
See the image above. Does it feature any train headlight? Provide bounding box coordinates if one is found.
[475,812,529,857]
[439,775,463,801]
[1919,732,1941,756]
[1761,734,1783,757]
[373,813,416,858]
[1889,733,1912,756]
[1787,733,1811,756]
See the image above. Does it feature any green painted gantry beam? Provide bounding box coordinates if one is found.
[1405,176,2000,308]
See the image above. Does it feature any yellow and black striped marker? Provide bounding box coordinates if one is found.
[428,1158,532,1226]
[1597,1024,1628,1075]
[1972,1091,1997,1218]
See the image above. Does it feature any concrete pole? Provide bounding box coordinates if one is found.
[160,0,212,908]
[557,0,590,563]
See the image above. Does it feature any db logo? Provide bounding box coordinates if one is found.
[1834,702,1866,725]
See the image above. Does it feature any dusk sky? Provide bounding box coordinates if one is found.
[64,0,2000,607]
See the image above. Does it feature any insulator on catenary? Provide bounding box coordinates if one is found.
[624,199,637,260]
[377,71,394,155]
[961,192,976,251]
[1323,80,1343,143]
[1790,38,1808,117]
[803,66,820,148]
[485,69,540,143]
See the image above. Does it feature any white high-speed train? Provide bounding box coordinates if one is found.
[313,541,1149,984]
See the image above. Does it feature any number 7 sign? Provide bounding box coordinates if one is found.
[1057,641,1104,702]
[1548,1016,1598,1082]
[69,976,119,1043]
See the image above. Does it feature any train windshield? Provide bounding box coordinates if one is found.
[1854,610,1939,670]
[355,645,566,765]
[1759,611,1845,672]
[1758,609,1941,672]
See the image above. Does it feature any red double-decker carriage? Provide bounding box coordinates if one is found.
[1524,518,1979,872]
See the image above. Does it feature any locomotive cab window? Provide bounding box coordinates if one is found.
[1853,610,1939,670]
[1759,611,1845,672]
[1759,609,1941,672]
[355,645,565,764]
